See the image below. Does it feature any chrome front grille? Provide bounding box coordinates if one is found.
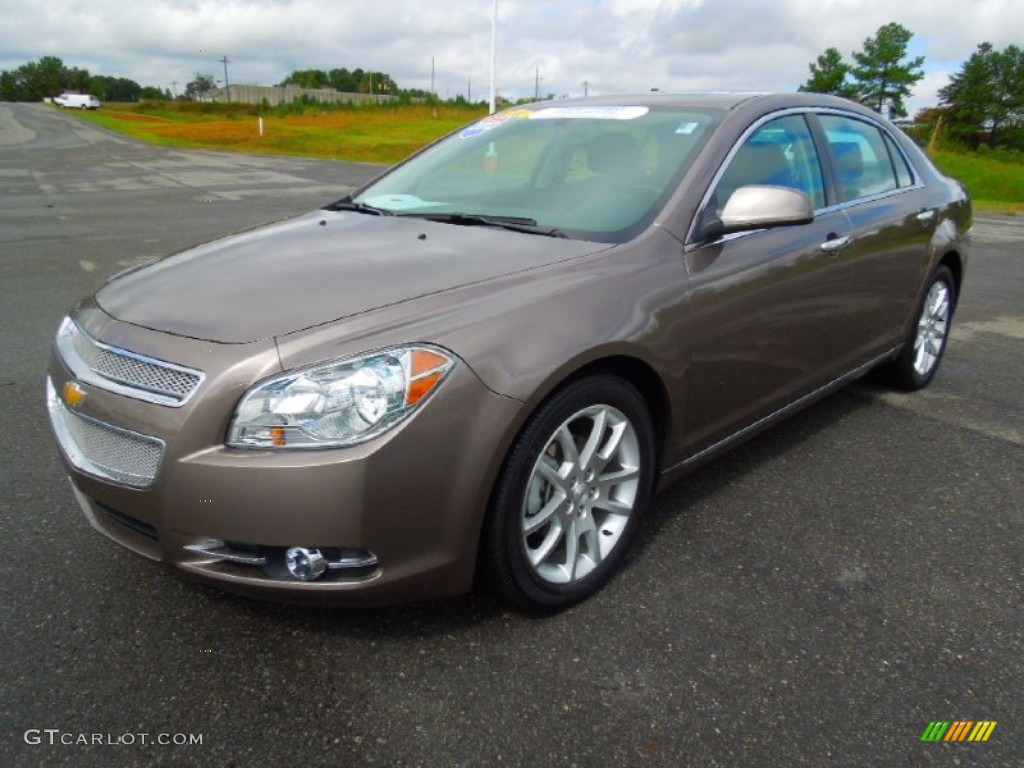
[47,379,164,488]
[56,317,204,407]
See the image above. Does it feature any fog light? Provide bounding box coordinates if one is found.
[285,547,328,581]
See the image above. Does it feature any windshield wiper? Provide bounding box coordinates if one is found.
[324,198,395,216]
[401,212,567,238]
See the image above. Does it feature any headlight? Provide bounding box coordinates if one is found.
[227,346,455,449]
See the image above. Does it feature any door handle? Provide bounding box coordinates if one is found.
[916,208,937,224]
[820,235,854,254]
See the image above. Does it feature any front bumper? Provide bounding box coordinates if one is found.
[46,313,525,606]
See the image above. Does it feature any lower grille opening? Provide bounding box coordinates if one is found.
[98,504,159,542]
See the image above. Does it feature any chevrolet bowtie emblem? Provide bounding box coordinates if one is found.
[63,381,86,408]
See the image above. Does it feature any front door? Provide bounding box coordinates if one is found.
[681,113,868,455]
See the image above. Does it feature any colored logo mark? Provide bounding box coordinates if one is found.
[62,381,86,408]
[921,721,997,742]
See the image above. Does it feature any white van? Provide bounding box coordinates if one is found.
[55,93,101,110]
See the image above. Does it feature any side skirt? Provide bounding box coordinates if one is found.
[659,346,901,481]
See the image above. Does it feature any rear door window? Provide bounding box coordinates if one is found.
[819,115,901,201]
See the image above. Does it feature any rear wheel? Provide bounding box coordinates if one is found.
[876,265,956,391]
[480,375,655,611]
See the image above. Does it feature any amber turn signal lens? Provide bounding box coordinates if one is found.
[405,371,444,407]
[409,348,450,377]
[404,349,452,407]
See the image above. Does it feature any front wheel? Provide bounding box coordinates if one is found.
[480,375,656,611]
[875,265,957,391]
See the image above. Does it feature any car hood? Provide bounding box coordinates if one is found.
[95,210,602,343]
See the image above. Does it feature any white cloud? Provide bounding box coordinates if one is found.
[1,0,1021,112]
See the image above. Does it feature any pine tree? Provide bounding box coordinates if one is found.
[939,43,1024,147]
[850,23,925,118]
[799,47,857,98]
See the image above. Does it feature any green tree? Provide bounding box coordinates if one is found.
[33,55,66,98]
[850,22,925,118]
[139,85,171,100]
[328,67,357,92]
[799,47,856,98]
[63,65,92,93]
[90,75,142,102]
[939,42,1024,148]
[0,70,18,101]
[281,66,399,94]
[0,55,72,100]
[279,69,330,89]
[184,73,216,100]
[362,71,397,95]
[0,55,163,103]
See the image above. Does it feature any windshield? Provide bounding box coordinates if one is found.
[353,105,722,243]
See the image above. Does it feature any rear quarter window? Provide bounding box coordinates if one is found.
[883,133,915,188]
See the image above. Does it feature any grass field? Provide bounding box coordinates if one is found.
[75,101,488,164]
[929,149,1024,214]
[71,102,1021,213]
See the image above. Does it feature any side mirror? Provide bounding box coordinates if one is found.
[719,185,814,233]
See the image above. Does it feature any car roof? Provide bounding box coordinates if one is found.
[519,91,877,117]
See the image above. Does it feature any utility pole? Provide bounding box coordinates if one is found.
[219,55,231,101]
[170,81,178,99]
[582,80,589,97]
[534,67,540,100]
[467,76,471,102]
[489,0,498,114]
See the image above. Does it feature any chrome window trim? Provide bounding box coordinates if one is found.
[812,107,924,190]
[685,184,925,252]
[819,184,922,215]
[686,106,926,246]
[56,317,205,408]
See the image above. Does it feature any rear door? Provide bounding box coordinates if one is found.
[813,113,936,356]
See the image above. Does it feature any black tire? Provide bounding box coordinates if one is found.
[480,375,656,611]
[875,265,957,391]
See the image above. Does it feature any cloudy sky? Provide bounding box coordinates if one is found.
[1,0,1020,113]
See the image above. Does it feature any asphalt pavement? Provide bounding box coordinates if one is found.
[1,102,1021,767]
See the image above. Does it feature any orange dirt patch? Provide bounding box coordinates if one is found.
[100,111,171,123]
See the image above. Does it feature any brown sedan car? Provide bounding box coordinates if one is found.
[46,93,970,609]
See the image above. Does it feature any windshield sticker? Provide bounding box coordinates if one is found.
[360,194,438,212]
[675,122,700,135]
[459,109,534,138]
[529,106,649,121]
